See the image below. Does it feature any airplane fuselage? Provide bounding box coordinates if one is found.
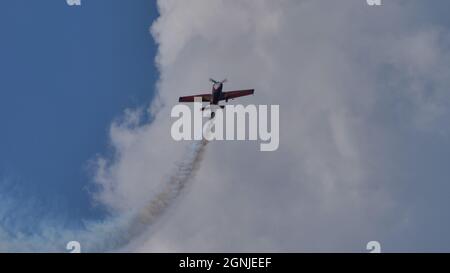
[211,83,223,105]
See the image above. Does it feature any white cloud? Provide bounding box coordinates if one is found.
[92,0,450,252]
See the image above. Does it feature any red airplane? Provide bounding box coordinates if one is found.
[179,79,254,118]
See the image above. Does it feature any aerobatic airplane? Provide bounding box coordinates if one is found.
[178,79,254,118]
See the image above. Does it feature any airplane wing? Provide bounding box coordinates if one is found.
[179,94,211,102]
[220,89,254,101]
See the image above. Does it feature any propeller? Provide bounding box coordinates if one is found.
[209,78,227,84]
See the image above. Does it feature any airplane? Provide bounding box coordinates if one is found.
[178,78,254,118]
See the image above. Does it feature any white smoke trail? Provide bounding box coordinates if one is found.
[91,121,214,252]
[93,139,210,252]
[0,136,210,252]
[1,0,220,252]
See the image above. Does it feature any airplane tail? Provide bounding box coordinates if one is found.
[201,105,224,111]
[201,106,223,119]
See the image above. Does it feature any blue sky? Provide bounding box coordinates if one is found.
[0,1,158,232]
[2,1,450,252]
